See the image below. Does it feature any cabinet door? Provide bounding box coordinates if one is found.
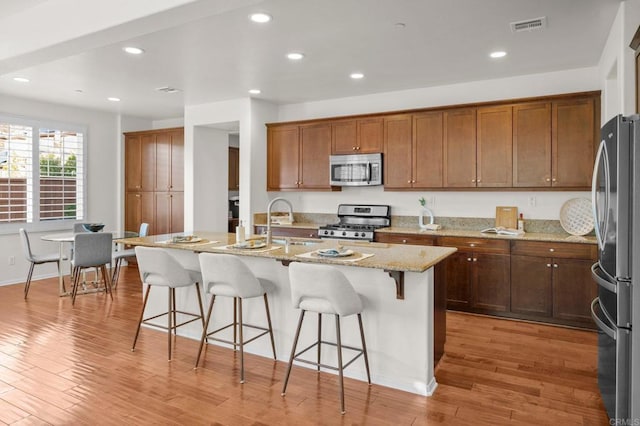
[413,111,444,188]
[552,98,595,188]
[169,130,184,191]
[331,120,358,154]
[512,102,552,187]
[228,147,240,190]
[125,192,154,235]
[477,106,512,187]
[125,135,143,191]
[443,108,476,187]
[510,255,553,317]
[170,192,184,234]
[383,115,413,189]
[357,118,383,153]
[299,123,332,189]
[442,251,472,310]
[553,258,597,326]
[374,232,436,246]
[267,126,299,190]
[155,132,171,191]
[154,192,172,235]
[471,253,510,312]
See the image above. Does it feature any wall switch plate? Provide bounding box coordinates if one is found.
[8,256,15,266]
[528,196,536,207]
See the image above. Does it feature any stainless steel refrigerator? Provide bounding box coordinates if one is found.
[591,114,638,422]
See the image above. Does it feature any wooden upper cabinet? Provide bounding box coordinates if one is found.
[552,98,596,188]
[155,130,183,192]
[513,102,552,187]
[383,114,413,189]
[125,134,155,192]
[443,108,476,187]
[476,105,512,187]
[228,147,240,190]
[414,111,444,188]
[169,130,184,191]
[331,120,357,154]
[331,118,383,154]
[267,125,299,190]
[299,123,332,189]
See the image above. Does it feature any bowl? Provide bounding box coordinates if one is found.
[83,223,105,232]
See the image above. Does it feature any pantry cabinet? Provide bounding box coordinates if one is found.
[124,127,184,235]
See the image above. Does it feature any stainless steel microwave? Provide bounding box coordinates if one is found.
[329,153,382,186]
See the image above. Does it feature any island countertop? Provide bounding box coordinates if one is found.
[116,231,457,273]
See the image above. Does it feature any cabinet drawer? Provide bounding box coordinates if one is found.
[437,236,509,254]
[254,225,318,239]
[510,240,596,259]
[374,232,436,246]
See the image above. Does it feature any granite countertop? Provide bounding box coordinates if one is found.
[376,226,597,245]
[116,231,457,273]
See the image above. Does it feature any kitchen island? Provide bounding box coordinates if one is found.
[116,232,456,396]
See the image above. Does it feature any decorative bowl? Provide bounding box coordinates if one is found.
[83,223,105,232]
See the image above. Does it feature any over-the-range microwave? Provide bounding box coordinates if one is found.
[329,153,382,186]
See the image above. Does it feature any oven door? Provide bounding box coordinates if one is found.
[330,162,371,186]
[591,297,631,421]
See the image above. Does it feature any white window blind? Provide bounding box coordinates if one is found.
[0,117,85,226]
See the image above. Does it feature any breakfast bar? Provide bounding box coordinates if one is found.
[117,231,456,396]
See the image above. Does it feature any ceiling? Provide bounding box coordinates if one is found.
[0,0,622,120]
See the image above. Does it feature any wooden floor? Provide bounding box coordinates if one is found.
[0,267,609,425]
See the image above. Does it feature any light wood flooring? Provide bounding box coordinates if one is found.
[0,267,609,425]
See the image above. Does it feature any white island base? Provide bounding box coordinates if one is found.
[140,254,444,396]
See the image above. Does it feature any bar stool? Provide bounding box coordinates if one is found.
[111,222,149,288]
[282,262,371,415]
[70,232,114,305]
[133,246,205,361]
[195,253,276,384]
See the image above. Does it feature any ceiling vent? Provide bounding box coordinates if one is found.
[510,17,547,33]
[155,86,181,94]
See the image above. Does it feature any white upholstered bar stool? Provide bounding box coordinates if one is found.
[132,246,205,361]
[195,253,276,384]
[282,262,371,415]
[19,228,67,299]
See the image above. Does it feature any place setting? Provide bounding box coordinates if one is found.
[295,245,375,262]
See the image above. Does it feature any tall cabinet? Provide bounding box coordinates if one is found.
[124,127,184,235]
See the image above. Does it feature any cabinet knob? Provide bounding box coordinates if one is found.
[473,258,477,262]
[471,179,476,183]
[552,178,556,182]
[546,263,551,267]
[412,180,416,183]
[135,194,141,198]
[352,147,356,150]
[545,178,551,182]
[309,234,314,237]
[135,185,141,189]
[549,248,555,252]
[477,178,481,183]
[407,180,412,184]
[402,239,407,243]
[553,264,558,268]
[470,243,476,247]
[467,258,472,261]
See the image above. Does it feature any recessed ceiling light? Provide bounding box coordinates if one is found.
[287,52,305,60]
[13,77,29,83]
[75,89,84,93]
[249,12,272,23]
[490,51,507,58]
[394,23,406,29]
[350,72,364,79]
[123,46,145,55]
[107,97,121,102]
[248,89,261,95]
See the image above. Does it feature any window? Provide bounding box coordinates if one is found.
[0,116,85,229]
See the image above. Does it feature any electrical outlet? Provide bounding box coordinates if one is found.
[427,196,436,207]
[8,256,15,266]
[528,196,536,207]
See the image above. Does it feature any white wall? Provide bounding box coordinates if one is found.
[0,94,120,286]
[276,67,601,220]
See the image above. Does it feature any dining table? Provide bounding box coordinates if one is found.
[41,230,137,296]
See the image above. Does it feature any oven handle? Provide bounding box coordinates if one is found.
[365,161,371,181]
[591,298,616,340]
[591,262,617,293]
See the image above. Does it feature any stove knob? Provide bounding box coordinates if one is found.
[342,231,347,236]
[323,230,328,236]
[330,231,334,236]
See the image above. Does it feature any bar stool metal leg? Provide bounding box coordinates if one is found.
[263,294,277,359]
[24,263,35,299]
[238,298,245,383]
[168,288,173,360]
[282,310,306,396]
[358,313,372,384]
[317,313,322,372]
[195,295,216,368]
[233,297,238,350]
[132,285,151,351]
[335,315,346,415]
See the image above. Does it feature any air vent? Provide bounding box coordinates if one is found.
[155,86,181,94]
[510,17,547,33]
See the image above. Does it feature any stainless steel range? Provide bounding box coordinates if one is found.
[318,204,391,241]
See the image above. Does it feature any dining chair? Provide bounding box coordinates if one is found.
[19,228,67,299]
[70,232,114,305]
[111,222,149,289]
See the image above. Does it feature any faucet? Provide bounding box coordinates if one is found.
[266,197,294,245]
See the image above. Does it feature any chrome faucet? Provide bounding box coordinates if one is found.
[266,197,294,245]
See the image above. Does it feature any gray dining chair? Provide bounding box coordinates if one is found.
[70,232,114,305]
[19,228,67,299]
[111,222,149,289]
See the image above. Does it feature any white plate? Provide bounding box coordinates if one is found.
[173,236,203,243]
[559,198,594,236]
[316,248,354,258]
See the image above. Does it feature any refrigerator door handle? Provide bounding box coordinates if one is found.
[591,140,609,251]
[591,298,616,340]
[591,262,617,293]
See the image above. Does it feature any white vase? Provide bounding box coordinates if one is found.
[419,207,433,229]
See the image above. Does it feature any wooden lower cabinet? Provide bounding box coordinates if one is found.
[254,225,318,239]
[125,192,154,235]
[472,252,510,312]
[510,255,553,317]
[154,192,184,235]
[374,232,436,245]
